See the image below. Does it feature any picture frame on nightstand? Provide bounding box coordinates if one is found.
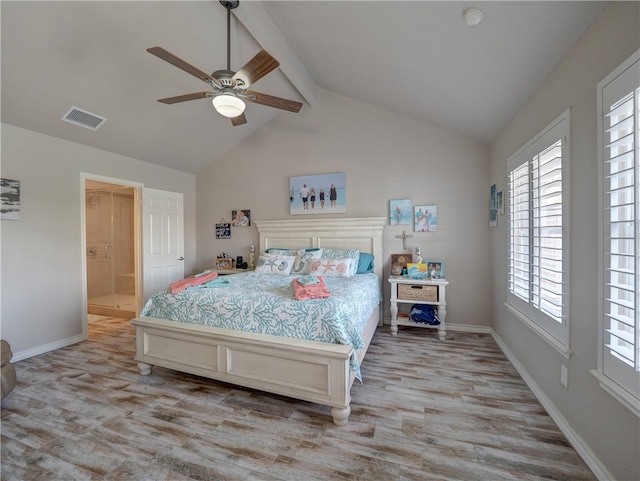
[216,258,233,270]
[426,261,445,278]
[391,253,412,276]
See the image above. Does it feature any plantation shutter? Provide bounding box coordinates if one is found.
[601,55,640,396]
[507,112,569,347]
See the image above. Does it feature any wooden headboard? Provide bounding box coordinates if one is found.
[254,217,386,278]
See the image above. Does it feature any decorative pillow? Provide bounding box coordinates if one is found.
[265,247,321,255]
[321,248,360,276]
[310,257,354,277]
[264,248,298,256]
[357,252,375,274]
[291,249,323,275]
[255,254,296,275]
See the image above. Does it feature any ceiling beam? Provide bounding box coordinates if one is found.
[233,1,318,107]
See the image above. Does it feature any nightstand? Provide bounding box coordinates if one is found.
[388,276,449,340]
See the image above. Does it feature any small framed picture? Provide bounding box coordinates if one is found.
[414,205,437,232]
[389,199,412,225]
[216,258,233,270]
[426,261,445,278]
[232,210,251,227]
[390,253,413,275]
[407,262,427,278]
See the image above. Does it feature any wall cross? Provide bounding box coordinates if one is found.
[396,230,413,250]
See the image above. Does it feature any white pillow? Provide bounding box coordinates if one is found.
[310,257,353,277]
[291,249,323,275]
[321,248,360,276]
[255,254,296,275]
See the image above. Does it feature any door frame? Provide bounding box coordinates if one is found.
[80,173,143,338]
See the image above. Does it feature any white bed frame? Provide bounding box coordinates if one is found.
[131,217,386,425]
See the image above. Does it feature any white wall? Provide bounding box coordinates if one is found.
[489,3,640,480]
[195,88,492,329]
[0,123,197,358]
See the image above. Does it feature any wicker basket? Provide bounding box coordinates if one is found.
[398,283,438,302]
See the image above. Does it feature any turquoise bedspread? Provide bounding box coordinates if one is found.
[141,272,382,379]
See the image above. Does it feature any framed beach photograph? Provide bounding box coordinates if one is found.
[414,205,437,232]
[231,209,250,227]
[290,173,345,215]
[389,199,412,225]
[426,260,445,278]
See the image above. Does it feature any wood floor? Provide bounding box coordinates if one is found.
[1,318,597,481]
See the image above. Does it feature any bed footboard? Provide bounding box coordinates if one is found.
[131,316,361,425]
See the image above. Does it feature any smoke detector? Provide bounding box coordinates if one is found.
[464,8,484,26]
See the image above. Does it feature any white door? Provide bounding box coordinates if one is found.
[142,188,184,301]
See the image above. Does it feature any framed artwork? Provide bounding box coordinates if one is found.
[215,222,231,239]
[390,253,412,276]
[289,172,345,215]
[231,209,250,227]
[426,260,445,278]
[497,191,504,215]
[490,184,498,227]
[414,205,437,232]
[1,178,21,220]
[216,258,233,270]
[407,262,427,278]
[389,198,412,225]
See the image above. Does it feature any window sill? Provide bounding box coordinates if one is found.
[504,302,573,360]
[590,370,640,418]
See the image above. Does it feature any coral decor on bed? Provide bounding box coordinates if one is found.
[141,271,381,379]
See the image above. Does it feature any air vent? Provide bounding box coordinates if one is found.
[61,107,107,131]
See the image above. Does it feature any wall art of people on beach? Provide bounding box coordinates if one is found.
[389,199,412,225]
[414,204,437,232]
[289,173,346,215]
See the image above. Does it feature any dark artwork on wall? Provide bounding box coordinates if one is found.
[1,178,20,220]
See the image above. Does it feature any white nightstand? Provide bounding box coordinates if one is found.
[388,276,449,340]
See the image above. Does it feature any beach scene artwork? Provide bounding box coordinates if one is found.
[414,204,437,232]
[389,199,412,225]
[290,173,345,215]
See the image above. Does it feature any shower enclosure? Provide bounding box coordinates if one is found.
[85,181,137,318]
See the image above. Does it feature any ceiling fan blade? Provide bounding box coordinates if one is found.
[245,91,303,113]
[232,50,279,88]
[157,91,214,104]
[147,47,220,86]
[231,113,247,126]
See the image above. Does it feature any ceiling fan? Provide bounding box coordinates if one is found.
[147,0,302,126]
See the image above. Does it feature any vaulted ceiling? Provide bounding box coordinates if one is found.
[1,1,608,174]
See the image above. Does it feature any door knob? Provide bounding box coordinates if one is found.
[177,256,184,261]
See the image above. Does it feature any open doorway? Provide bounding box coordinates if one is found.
[84,177,141,320]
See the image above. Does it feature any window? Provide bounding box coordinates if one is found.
[595,49,640,416]
[507,110,570,353]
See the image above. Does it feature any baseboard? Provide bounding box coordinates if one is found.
[12,334,86,362]
[381,318,491,334]
[445,323,491,333]
[491,330,613,481]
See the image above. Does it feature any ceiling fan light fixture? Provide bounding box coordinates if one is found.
[212,94,246,118]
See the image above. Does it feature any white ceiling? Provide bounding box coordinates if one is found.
[1,1,608,174]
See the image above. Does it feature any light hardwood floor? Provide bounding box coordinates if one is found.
[1,318,597,480]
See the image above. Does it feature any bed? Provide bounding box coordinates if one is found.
[131,217,386,425]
